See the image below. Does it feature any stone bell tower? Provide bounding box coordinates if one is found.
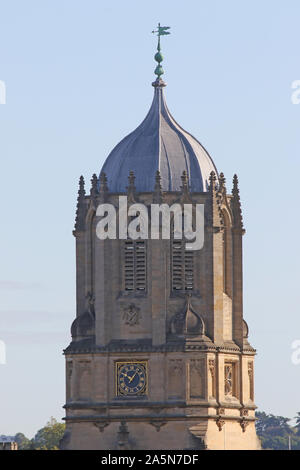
[60,28,261,450]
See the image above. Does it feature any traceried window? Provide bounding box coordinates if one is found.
[224,362,237,398]
[171,239,194,291]
[124,240,147,292]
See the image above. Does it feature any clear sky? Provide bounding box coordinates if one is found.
[0,0,299,438]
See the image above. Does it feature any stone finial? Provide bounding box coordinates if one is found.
[231,174,244,232]
[181,170,188,189]
[153,170,163,203]
[126,170,136,203]
[209,170,217,192]
[232,174,239,192]
[180,170,192,202]
[219,172,226,197]
[128,170,135,186]
[209,171,223,229]
[90,173,98,209]
[74,175,86,232]
[90,173,98,196]
[99,172,108,201]
[78,175,85,194]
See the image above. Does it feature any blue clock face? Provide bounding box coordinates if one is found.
[117,362,147,396]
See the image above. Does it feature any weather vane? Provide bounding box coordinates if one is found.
[152,23,171,80]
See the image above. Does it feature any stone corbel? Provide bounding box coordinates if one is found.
[149,420,167,432]
[94,421,110,433]
[216,417,225,431]
[240,418,250,433]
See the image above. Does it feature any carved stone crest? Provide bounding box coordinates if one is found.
[123,304,141,326]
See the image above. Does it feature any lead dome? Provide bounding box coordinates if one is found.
[100,78,218,193]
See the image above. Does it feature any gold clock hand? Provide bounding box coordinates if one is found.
[121,372,131,380]
[129,371,138,383]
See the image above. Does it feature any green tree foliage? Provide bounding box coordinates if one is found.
[13,418,65,450]
[14,432,32,450]
[256,411,300,450]
[295,412,300,436]
[33,417,65,450]
[8,412,300,450]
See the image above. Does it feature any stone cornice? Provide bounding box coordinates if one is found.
[64,340,256,355]
[63,413,256,424]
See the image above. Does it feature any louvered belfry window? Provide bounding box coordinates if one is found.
[171,239,194,291]
[124,240,146,291]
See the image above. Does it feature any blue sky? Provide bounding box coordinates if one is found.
[0,0,300,437]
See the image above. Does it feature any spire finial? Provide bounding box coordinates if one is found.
[128,170,135,188]
[90,173,98,207]
[153,170,163,203]
[209,171,217,191]
[126,170,137,203]
[219,172,226,197]
[99,172,108,201]
[180,170,192,203]
[231,174,245,232]
[90,173,98,196]
[152,23,170,82]
[74,176,86,232]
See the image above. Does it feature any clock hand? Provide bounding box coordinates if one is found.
[129,371,138,383]
[121,372,131,380]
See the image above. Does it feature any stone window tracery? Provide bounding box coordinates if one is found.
[224,362,237,397]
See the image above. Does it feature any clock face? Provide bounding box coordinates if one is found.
[116,361,147,396]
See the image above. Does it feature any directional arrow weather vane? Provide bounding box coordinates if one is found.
[152,23,171,37]
[152,23,171,80]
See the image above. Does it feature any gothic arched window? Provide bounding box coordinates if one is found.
[124,240,147,292]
